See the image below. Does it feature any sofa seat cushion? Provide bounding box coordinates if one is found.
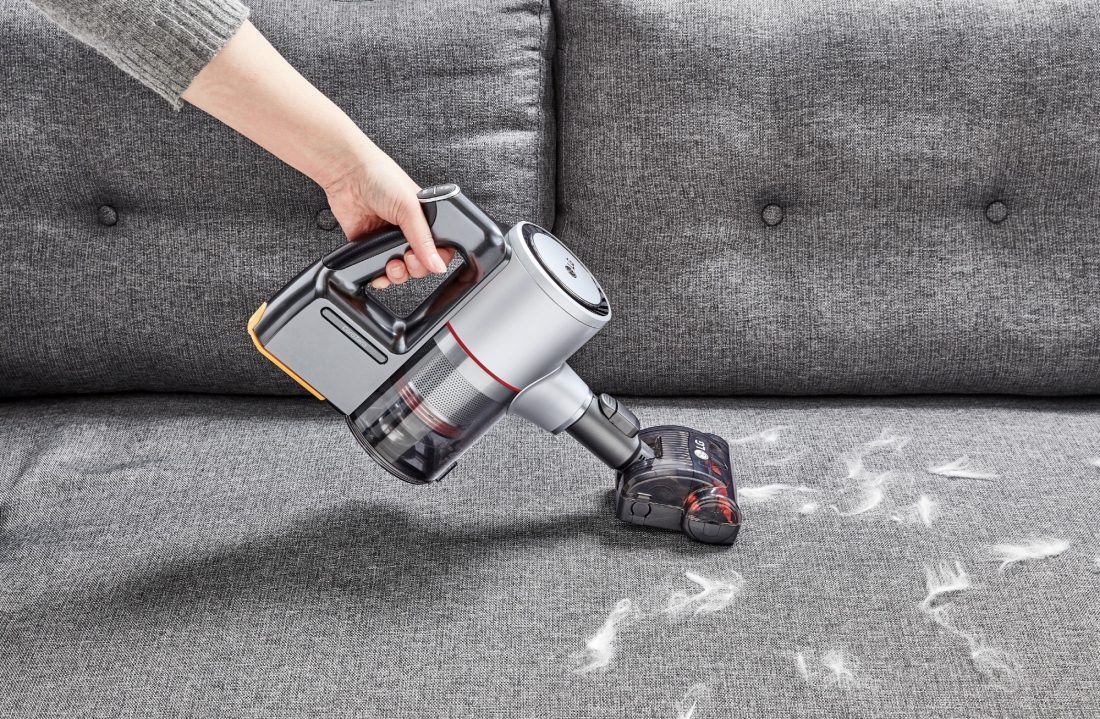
[2,393,1098,716]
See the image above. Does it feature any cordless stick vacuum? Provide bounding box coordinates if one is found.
[248,185,740,545]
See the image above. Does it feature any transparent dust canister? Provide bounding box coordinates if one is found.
[346,327,516,484]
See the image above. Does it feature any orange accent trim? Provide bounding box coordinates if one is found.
[446,321,521,393]
[248,303,326,401]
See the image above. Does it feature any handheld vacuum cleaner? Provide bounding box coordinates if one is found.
[248,185,740,545]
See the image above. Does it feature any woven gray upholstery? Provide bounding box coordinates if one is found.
[0,0,554,397]
[2,394,1098,717]
[556,0,1100,395]
[3,1,1098,715]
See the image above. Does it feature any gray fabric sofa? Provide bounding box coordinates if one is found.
[2,1,1098,717]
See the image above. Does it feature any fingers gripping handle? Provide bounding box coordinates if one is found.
[323,184,505,289]
[320,184,508,352]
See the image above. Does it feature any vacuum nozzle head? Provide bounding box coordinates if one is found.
[613,426,740,546]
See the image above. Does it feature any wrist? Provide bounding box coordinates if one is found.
[312,128,383,192]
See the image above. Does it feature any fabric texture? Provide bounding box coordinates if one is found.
[2,393,1099,717]
[29,0,250,108]
[555,0,1100,396]
[0,0,554,397]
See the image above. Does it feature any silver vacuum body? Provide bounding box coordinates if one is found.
[249,185,739,544]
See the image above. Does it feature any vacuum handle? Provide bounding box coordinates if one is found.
[321,184,508,352]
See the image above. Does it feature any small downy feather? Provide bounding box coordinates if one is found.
[830,472,889,516]
[794,649,859,689]
[868,429,911,452]
[798,501,820,516]
[1088,457,1100,469]
[927,605,1017,684]
[821,650,858,689]
[573,599,635,674]
[729,425,788,444]
[918,564,1015,684]
[794,652,811,681]
[989,539,1070,571]
[763,449,808,466]
[927,455,998,480]
[674,683,709,719]
[737,484,816,503]
[920,561,970,611]
[843,430,910,481]
[831,486,884,516]
[915,495,935,527]
[892,495,936,526]
[666,571,744,618]
[843,452,866,480]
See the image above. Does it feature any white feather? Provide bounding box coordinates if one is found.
[798,501,819,516]
[891,495,936,526]
[843,452,866,480]
[915,495,935,527]
[830,486,884,516]
[729,425,788,444]
[795,649,860,689]
[737,484,816,503]
[989,539,1070,571]
[821,650,858,689]
[927,455,998,480]
[1088,457,1100,469]
[920,561,970,611]
[794,652,811,681]
[674,683,708,719]
[927,605,1016,684]
[868,429,911,452]
[573,599,635,673]
[665,571,743,617]
[842,430,910,482]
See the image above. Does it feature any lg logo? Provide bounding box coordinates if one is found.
[693,437,709,461]
[564,258,577,278]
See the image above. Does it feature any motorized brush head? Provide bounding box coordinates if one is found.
[613,426,740,545]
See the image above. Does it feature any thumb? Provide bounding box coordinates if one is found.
[398,198,447,273]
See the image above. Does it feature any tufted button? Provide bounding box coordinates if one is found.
[761,204,784,227]
[985,201,1008,223]
[97,205,118,227]
[316,207,338,231]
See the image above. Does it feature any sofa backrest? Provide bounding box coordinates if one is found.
[4,0,1098,400]
[0,0,554,397]
[557,0,1100,396]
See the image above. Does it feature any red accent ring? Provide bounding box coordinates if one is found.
[398,382,461,438]
[446,322,521,393]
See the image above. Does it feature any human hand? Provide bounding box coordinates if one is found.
[323,147,456,290]
[180,22,453,291]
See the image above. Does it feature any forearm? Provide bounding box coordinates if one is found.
[181,21,375,189]
[33,2,445,279]
[30,0,249,108]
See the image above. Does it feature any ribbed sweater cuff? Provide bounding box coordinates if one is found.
[38,0,251,110]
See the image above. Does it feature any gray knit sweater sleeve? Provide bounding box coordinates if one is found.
[30,0,250,109]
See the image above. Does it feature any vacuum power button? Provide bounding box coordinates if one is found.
[416,184,461,202]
